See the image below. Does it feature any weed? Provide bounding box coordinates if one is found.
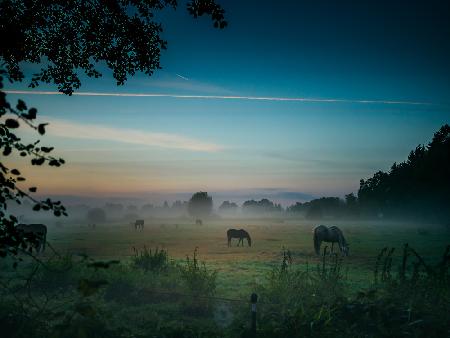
[132,246,169,273]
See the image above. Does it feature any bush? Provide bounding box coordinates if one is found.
[180,248,217,315]
[229,245,450,338]
[180,248,217,297]
[132,246,169,273]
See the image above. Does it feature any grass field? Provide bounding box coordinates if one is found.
[46,218,450,298]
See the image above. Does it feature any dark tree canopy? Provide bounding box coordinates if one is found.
[242,198,283,214]
[358,124,450,223]
[218,200,238,212]
[286,197,345,219]
[0,0,227,94]
[188,191,213,218]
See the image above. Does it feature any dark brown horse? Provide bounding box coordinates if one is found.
[227,229,251,247]
[16,224,47,253]
[313,225,349,256]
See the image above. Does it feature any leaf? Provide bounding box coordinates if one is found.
[31,157,45,165]
[5,119,19,128]
[41,146,54,153]
[11,169,20,175]
[3,146,12,156]
[33,204,41,211]
[27,108,37,119]
[29,187,37,192]
[38,123,48,135]
[16,99,27,111]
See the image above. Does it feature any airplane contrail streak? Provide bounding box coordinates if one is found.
[3,90,432,106]
[175,74,189,81]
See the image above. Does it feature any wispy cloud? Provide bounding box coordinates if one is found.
[4,90,432,106]
[44,117,222,152]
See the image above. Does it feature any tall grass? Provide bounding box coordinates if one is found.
[132,246,169,273]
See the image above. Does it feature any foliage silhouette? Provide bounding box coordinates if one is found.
[358,124,450,223]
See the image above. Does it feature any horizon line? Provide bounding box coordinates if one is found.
[3,90,433,106]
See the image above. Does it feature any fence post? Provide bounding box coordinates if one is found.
[251,293,258,334]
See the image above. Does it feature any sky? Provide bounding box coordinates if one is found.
[4,0,450,206]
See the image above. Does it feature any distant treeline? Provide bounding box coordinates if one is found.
[33,125,448,224]
[287,124,450,223]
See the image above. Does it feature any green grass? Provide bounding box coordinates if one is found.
[45,217,449,297]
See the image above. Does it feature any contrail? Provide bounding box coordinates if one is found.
[3,90,432,106]
[175,73,189,81]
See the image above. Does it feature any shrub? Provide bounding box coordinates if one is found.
[132,246,169,273]
[180,248,217,297]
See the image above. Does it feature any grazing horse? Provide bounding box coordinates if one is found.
[16,224,47,253]
[313,225,349,256]
[195,219,203,225]
[227,229,252,247]
[134,219,144,231]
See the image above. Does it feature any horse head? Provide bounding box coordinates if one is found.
[247,235,252,247]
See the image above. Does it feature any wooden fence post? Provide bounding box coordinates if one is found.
[251,293,258,334]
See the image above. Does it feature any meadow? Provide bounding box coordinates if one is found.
[2,217,450,337]
[46,217,449,297]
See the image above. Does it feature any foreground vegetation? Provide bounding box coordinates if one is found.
[1,221,449,337]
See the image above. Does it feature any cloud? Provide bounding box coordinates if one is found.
[44,117,222,152]
[4,90,432,106]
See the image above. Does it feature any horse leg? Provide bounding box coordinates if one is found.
[331,242,334,253]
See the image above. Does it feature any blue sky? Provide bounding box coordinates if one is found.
[4,0,450,205]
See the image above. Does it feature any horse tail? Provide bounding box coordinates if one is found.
[313,229,320,255]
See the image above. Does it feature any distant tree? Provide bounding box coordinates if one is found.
[345,193,359,217]
[0,0,227,258]
[358,124,450,223]
[242,198,282,214]
[141,203,154,212]
[188,192,213,218]
[286,202,304,213]
[127,205,138,212]
[218,201,238,212]
[105,203,124,213]
[86,208,106,224]
[302,197,343,219]
[104,203,124,218]
[171,200,188,213]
